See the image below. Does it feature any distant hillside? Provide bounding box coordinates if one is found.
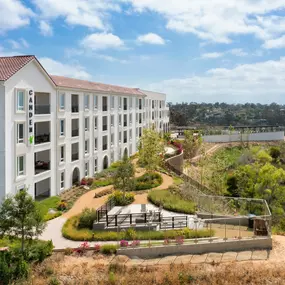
[169,102,285,127]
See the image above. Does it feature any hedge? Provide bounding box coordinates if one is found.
[62,216,214,241]
[148,189,196,214]
[135,172,163,190]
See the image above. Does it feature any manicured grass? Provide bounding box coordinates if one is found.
[148,190,196,214]
[173,176,184,186]
[62,216,213,241]
[36,196,61,221]
[93,178,114,188]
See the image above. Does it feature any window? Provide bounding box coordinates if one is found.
[129,114,132,124]
[94,116,98,130]
[160,101,162,108]
[60,145,65,162]
[124,131,127,143]
[129,98,133,109]
[119,114,122,126]
[124,98,127,110]
[17,123,24,144]
[102,135,108,151]
[84,94,89,110]
[102,116,108,131]
[152,100,154,109]
[139,113,142,124]
[111,133,114,145]
[60,172,65,189]
[152,112,154,120]
[139,127,142,137]
[119,131,121,143]
[59,93,65,110]
[94,138,98,151]
[124,114,127,127]
[85,162,89,177]
[60,119,65,136]
[17,156,25,176]
[102,96,108,112]
[136,113,138,123]
[111,96,115,109]
[85,117,89,131]
[17,90,24,111]
[94,95,98,109]
[119,97,122,109]
[85,140,89,154]
[139,99,142,110]
[159,111,162,119]
[94,158,98,173]
[111,115,114,127]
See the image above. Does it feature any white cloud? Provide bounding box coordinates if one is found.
[148,57,285,103]
[0,46,20,56]
[39,57,92,80]
[7,38,29,49]
[33,0,120,31]
[96,54,129,64]
[201,52,224,59]
[124,0,285,44]
[39,20,53,36]
[0,0,33,33]
[137,33,166,45]
[80,33,124,50]
[229,48,248,57]
[263,35,285,49]
[20,38,29,48]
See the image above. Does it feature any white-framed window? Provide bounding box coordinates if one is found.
[94,158,98,173]
[59,93,65,110]
[60,172,65,189]
[85,140,89,154]
[60,119,65,136]
[123,98,128,111]
[111,96,115,109]
[16,90,25,112]
[102,116,108,131]
[85,162,89,177]
[111,115,114,127]
[94,116,98,130]
[17,123,24,144]
[84,94,89,110]
[60,145,65,162]
[94,95,98,109]
[85,117,89,131]
[94,138,98,151]
[17,155,25,177]
[102,135,108,151]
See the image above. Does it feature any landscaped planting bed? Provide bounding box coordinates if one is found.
[62,216,213,241]
[135,172,163,190]
[36,196,62,221]
[148,189,196,214]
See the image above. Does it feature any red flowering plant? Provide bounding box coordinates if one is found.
[163,238,171,245]
[74,241,90,255]
[120,240,129,247]
[175,236,184,245]
[81,178,87,186]
[130,240,140,247]
[94,244,101,253]
[57,200,67,211]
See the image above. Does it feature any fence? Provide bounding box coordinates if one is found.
[96,197,115,221]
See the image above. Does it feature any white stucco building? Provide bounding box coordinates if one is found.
[0,55,169,201]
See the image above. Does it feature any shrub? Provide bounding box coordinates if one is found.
[57,201,67,211]
[63,247,73,256]
[100,244,117,255]
[94,244,101,252]
[175,236,184,245]
[74,242,90,255]
[87,177,94,186]
[270,146,281,161]
[135,173,163,190]
[93,178,114,188]
[48,276,60,285]
[130,240,140,247]
[81,178,87,186]
[125,228,137,240]
[120,240,129,247]
[78,208,97,230]
[25,240,53,262]
[108,191,134,206]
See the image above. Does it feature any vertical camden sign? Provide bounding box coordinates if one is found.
[28,89,34,145]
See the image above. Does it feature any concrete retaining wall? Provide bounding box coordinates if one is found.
[203,131,284,143]
[117,238,272,258]
[165,152,184,174]
[197,213,249,226]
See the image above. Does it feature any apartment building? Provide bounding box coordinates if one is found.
[0,55,169,201]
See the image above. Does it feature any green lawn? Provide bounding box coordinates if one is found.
[36,196,61,221]
[148,189,196,214]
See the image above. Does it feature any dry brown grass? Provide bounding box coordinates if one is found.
[26,252,285,285]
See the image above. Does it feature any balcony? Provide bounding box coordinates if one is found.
[35,150,50,175]
[71,143,79,161]
[71,94,79,113]
[35,92,50,115]
[71,119,79,137]
[35,122,50,145]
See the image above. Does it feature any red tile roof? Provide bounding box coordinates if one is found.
[0,55,35,81]
[51,75,144,96]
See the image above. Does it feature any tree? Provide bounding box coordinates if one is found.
[114,155,135,199]
[182,130,202,160]
[138,128,164,173]
[0,189,46,253]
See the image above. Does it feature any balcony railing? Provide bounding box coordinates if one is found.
[72,153,79,161]
[35,134,50,144]
[35,105,50,115]
[72,105,79,113]
[35,160,50,175]
[72,129,79,137]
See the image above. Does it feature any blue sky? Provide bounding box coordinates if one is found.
[1,0,285,104]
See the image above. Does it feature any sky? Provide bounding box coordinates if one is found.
[1,0,285,104]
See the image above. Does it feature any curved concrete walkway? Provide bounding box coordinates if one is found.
[39,172,174,249]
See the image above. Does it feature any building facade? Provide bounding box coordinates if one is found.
[0,55,169,200]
